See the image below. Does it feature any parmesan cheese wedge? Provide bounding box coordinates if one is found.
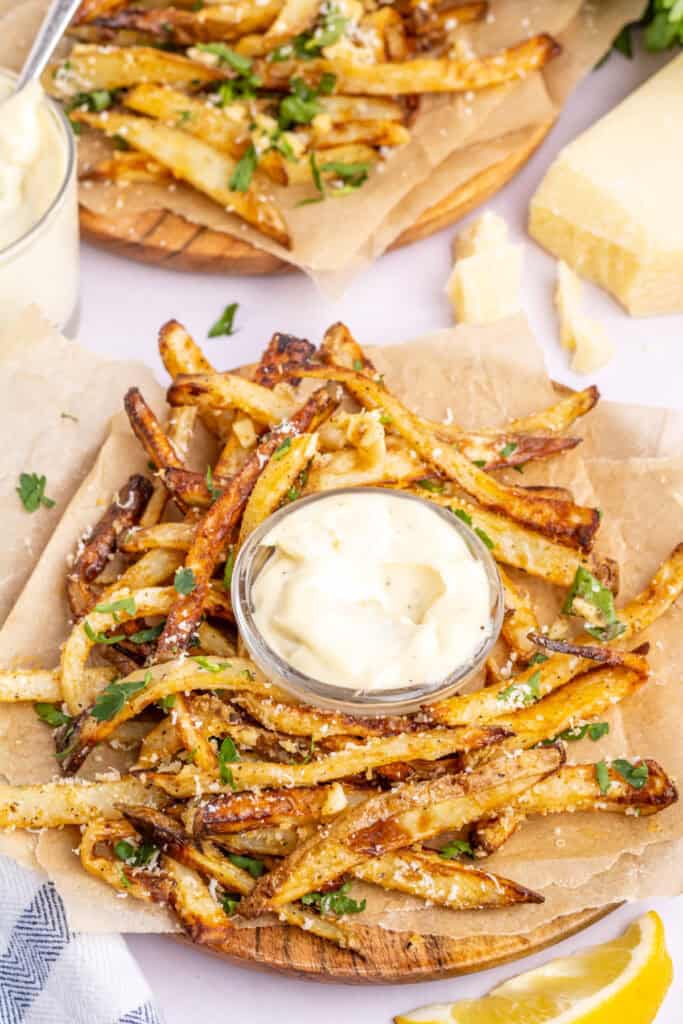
[446,212,523,325]
[555,261,615,375]
[530,55,683,317]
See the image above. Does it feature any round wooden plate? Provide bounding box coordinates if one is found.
[79,122,552,275]
[175,904,616,983]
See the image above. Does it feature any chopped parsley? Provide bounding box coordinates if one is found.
[193,656,230,674]
[416,478,444,493]
[472,459,487,468]
[498,670,541,708]
[302,881,366,916]
[221,892,241,915]
[278,77,322,129]
[114,839,158,868]
[499,441,518,459]
[128,623,164,645]
[451,508,472,527]
[595,759,611,794]
[17,473,55,513]
[563,567,625,641]
[197,43,252,76]
[352,359,364,371]
[539,721,609,746]
[439,839,474,860]
[218,735,240,787]
[34,703,72,728]
[273,437,292,460]
[612,758,649,789]
[205,465,222,502]
[229,144,258,192]
[321,159,370,192]
[269,6,347,60]
[159,693,177,711]
[475,527,494,550]
[226,852,265,878]
[208,302,238,338]
[84,621,126,646]
[528,652,549,666]
[91,671,151,722]
[94,596,137,621]
[174,567,197,595]
[67,89,117,113]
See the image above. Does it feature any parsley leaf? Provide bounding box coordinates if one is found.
[595,759,611,794]
[94,596,137,621]
[588,721,610,741]
[612,758,649,789]
[128,623,164,645]
[221,892,241,915]
[352,359,363,371]
[226,852,265,878]
[159,693,177,711]
[499,441,518,459]
[474,527,494,550]
[540,721,610,746]
[174,567,197,595]
[321,160,370,190]
[208,302,238,338]
[193,656,230,674]
[67,89,117,113]
[416,478,444,493]
[451,507,473,527]
[302,881,366,916]
[528,652,549,666]
[217,735,240,787]
[278,77,321,128]
[439,839,474,860]
[91,671,151,722]
[563,567,625,641]
[229,144,258,192]
[273,437,292,460]
[17,473,55,513]
[84,621,126,646]
[205,465,223,502]
[114,839,158,868]
[35,702,72,728]
[498,670,541,708]
[197,43,253,75]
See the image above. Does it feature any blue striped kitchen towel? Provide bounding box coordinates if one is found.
[0,855,163,1024]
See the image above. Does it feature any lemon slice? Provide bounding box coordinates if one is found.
[395,911,672,1024]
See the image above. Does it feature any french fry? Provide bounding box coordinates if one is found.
[83,150,172,185]
[241,747,562,913]
[90,1,284,44]
[256,34,560,95]
[46,44,224,96]
[232,692,418,740]
[311,119,410,149]
[301,366,599,551]
[0,778,166,830]
[470,760,678,856]
[155,387,336,659]
[188,783,350,838]
[168,372,298,426]
[123,84,250,160]
[499,386,600,436]
[237,432,318,546]
[498,567,541,661]
[145,723,510,798]
[74,111,290,247]
[81,819,171,903]
[354,849,542,910]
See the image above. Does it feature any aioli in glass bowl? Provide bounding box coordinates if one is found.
[233,488,503,714]
[0,71,79,330]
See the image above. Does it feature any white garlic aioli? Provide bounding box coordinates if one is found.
[0,73,79,328]
[252,492,493,691]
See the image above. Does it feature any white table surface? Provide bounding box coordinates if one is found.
[74,47,682,1023]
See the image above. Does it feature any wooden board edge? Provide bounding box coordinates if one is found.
[170,904,618,984]
[79,120,553,275]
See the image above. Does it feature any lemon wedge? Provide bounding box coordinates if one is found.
[395,911,672,1024]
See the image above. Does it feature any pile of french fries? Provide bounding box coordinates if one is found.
[45,1,561,247]
[0,320,680,955]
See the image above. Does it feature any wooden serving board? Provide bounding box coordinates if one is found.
[177,904,615,983]
[79,122,552,275]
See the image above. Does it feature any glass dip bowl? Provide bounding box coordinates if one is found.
[232,487,504,715]
[0,69,79,332]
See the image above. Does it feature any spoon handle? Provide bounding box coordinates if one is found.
[15,0,82,91]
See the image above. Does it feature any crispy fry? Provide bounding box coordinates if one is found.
[124,387,185,472]
[311,119,410,149]
[470,760,677,856]
[505,386,600,435]
[237,432,318,546]
[123,84,249,160]
[168,372,298,426]
[156,388,336,659]
[498,567,541,661]
[81,819,171,903]
[91,2,284,44]
[241,747,562,913]
[46,45,224,96]
[252,332,316,389]
[83,150,172,185]
[75,111,290,247]
[256,34,560,95]
[173,692,218,772]
[232,692,419,740]
[301,365,599,550]
[0,778,166,830]
[354,848,542,909]
[189,783,350,838]
[66,474,153,617]
[146,724,509,798]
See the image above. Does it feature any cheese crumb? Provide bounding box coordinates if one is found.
[555,261,615,375]
[445,212,523,325]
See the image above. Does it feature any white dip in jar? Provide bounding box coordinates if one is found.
[0,72,79,329]
[251,490,494,691]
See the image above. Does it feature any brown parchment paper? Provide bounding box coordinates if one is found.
[1,311,682,943]
[0,0,646,290]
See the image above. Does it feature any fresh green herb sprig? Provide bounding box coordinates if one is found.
[208,303,238,338]
[562,567,625,641]
[17,473,55,513]
[439,839,474,860]
[498,670,541,708]
[114,839,159,868]
[91,672,151,722]
[302,881,366,916]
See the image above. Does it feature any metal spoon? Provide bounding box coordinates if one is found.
[14,0,82,93]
